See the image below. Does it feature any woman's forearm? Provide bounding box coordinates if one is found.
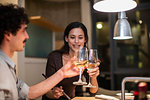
[90,77,98,93]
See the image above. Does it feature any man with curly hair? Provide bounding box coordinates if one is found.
[0,3,81,100]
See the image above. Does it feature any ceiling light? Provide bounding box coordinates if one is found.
[113,12,132,40]
[96,22,103,29]
[93,0,137,12]
[139,20,142,24]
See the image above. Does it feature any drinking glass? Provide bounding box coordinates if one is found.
[84,49,98,88]
[73,47,88,85]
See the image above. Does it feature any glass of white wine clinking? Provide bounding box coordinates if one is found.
[84,49,98,88]
[73,47,88,85]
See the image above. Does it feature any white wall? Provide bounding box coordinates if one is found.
[0,0,17,4]
[81,0,92,48]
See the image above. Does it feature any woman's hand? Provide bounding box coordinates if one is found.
[87,61,100,93]
[87,61,100,78]
[51,86,64,99]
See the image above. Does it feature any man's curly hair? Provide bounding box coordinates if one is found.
[0,3,29,44]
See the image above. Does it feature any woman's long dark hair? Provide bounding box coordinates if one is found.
[59,22,88,54]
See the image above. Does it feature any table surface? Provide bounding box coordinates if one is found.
[72,96,135,100]
[72,97,102,100]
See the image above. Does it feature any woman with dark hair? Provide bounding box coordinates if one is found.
[42,22,100,100]
[60,21,88,54]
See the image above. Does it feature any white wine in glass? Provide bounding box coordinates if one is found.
[87,63,97,71]
[73,60,88,68]
[73,47,88,85]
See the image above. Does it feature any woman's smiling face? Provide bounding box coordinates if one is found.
[65,27,86,52]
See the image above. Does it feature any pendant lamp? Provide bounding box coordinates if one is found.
[93,0,137,12]
[113,12,132,40]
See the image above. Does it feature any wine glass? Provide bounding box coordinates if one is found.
[84,49,98,88]
[73,47,88,85]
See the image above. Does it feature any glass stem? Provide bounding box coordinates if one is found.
[79,67,82,79]
[89,76,91,84]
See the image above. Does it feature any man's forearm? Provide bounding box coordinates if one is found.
[28,69,64,99]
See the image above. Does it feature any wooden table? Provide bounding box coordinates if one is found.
[72,97,104,100]
[72,96,134,100]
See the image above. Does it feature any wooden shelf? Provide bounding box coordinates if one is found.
[29,16,64,32]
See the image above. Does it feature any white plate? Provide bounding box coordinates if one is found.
[116,93,133,96]
[95,94,119,100]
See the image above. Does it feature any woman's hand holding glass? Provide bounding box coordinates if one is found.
[84,49,100,88]
[87,61,100,78]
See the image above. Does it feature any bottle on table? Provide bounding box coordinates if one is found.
[138,82,148,100]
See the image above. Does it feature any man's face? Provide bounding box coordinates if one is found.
[9,24,29,52]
